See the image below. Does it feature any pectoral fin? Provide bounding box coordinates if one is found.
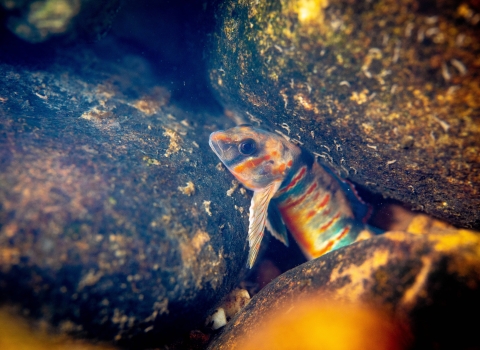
[266,202,289,247]
[247,180,282,268]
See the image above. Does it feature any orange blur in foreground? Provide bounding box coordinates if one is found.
[0,308,115,350]
[238,299,409,350]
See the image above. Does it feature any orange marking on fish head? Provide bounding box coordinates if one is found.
[210,125,302,190]
[233,154,272,176]
[271,162,287,176]
[211,134,232,143]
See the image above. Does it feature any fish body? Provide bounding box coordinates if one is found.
[209,125,375,267]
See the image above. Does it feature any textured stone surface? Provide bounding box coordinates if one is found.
[209,229,480,350]
[0,37,250,347]
[208,0,480,229]
[0,0,121,43]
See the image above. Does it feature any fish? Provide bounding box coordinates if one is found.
[209,124,379,268]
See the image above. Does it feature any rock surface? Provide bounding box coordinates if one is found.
[208,0,480,229]
[0,0,121,43]
[208,229,480,350]
[223,299,409,350]
[0,37,250,347]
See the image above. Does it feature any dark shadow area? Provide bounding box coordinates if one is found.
[0,0,223,115]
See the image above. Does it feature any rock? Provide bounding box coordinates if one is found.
[0,307,116,350]
[205,288,251,330]
[0,0,121,43]
[219,298,409,350]
[0,37,251,347]
[208,0,480,229]
[208,229,480,349]
[220,288,250,321]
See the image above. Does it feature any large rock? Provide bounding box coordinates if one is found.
[208,229,480,349]
[208,0,480,229]
[0,0,121,43]
[0,37,250,347]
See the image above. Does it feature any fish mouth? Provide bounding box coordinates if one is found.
[209,131,224,158]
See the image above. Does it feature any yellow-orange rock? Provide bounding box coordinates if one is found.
[208,229,480,349]
[237,298,409,350]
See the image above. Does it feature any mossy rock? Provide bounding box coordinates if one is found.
[208,0,480,229]
[0,39,250,347]
[209,229,480,349]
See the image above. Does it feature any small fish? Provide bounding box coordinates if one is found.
[209,125,379,268]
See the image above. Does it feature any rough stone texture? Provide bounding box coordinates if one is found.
[208,229,480,350]
[208,0,480,229]
[0,37,250,347]
[0,0,121,43]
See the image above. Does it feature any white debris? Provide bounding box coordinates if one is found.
[226,181,239,196]
[203,200,212,216]
[386,159,397,166]
[223,288,251,320]
[205,308,227,330]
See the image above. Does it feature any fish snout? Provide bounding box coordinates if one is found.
[209,131,226,158]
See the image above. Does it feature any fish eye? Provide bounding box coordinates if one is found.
[238,138,257,155]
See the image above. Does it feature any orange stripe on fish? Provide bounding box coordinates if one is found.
[315,193,331,211]
[335,225,351,242]
[312,226,351,257]
[281,181,317,210]
[314,240,335,257]
[234,155,271,173]
[212,134,233,142]
[318,212,341,232]
[276,166,307,195]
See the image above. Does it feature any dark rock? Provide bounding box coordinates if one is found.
[0,37,250,347]
[208,0,480,229]
[208,229,480,350]
[0,0,121,43]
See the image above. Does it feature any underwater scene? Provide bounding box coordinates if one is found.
[0,0,479,349]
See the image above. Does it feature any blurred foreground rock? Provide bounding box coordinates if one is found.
[227,299,409,350]
[0,38,250,347]
[209,229,480,350]
[0,307,116,350]
[209,0,480,229]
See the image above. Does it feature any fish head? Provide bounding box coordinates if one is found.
[209,125,300,190]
